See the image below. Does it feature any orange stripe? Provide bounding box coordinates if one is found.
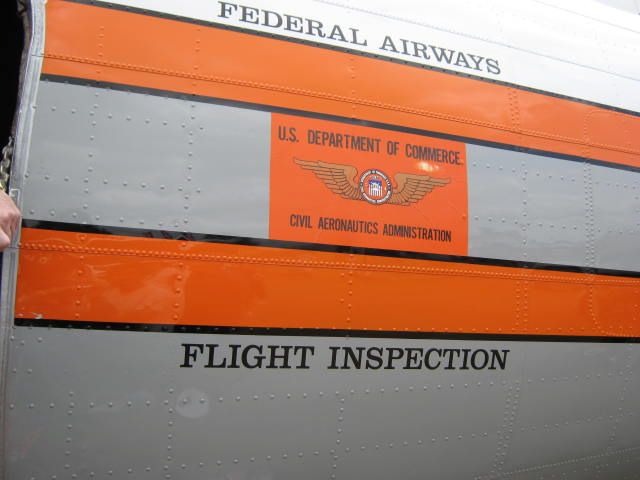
[15,228,640,337]
[42,1,640,170]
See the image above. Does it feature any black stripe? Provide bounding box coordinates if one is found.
[62,0,640,118]
[40,73,640,174]
[22,219,640,278]
[14,318,640,343]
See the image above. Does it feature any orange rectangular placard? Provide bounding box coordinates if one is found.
[270,114,468,255]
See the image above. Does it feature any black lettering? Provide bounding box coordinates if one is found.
[380,35,399,53]
[365,347,384,369]
[399,38,411,55]
[404,348,423,369]
[294,346,315,369]
[489,349,509,370]
[305,19,325,38]
[342,347,365,369]
[205,344,227,368]
[429,46,455,64]
[468,54,484,71]
[442,348,461,369]
[385,347,404,369]
[241,345,265,368]
[267,345,293,368]
[239,5,259,24]
[471,349,489,370]
[284,14,304,33]
[227,344,241,368]
[327,24,347,42]
[486,58,501,75]
[424,348,441,370]
[328,346,341,369]
[218,1,238,19]
[412,41,430,60]
[180,343,204,368]
[349,28,368,46]
[454,52,472,69]
[262,9,282,28]
[459,349,471,369]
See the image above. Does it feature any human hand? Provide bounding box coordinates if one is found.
[0,190,20,251]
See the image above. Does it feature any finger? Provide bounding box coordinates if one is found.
[5,210,15,241]
[0,216,12,244]
[0,226,10,251]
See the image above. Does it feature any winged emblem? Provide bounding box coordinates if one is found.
[294,158,450,206]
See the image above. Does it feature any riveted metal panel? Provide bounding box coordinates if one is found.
[5,328,169,479]
[467,144,526,262]
[468,145,589,267]
[522,155,588,267]
[484,450,612,480]
[607,344,640,451]
[494,341,640,477]
[22,81,271,237]
[6,327,640,479]
[167,336,348,480]
[591,164,640,272]
[333,339,515,480]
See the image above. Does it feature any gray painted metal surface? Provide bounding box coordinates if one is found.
[468,144,640,271]
[22,81,271,238]
[591,164,640,271]
[6,328,640,480]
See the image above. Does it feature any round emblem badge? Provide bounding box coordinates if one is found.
[359,169,393,205]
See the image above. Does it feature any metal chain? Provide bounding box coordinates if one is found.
[0,137,14,192]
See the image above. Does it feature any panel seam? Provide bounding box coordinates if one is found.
[43,53,640,157]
